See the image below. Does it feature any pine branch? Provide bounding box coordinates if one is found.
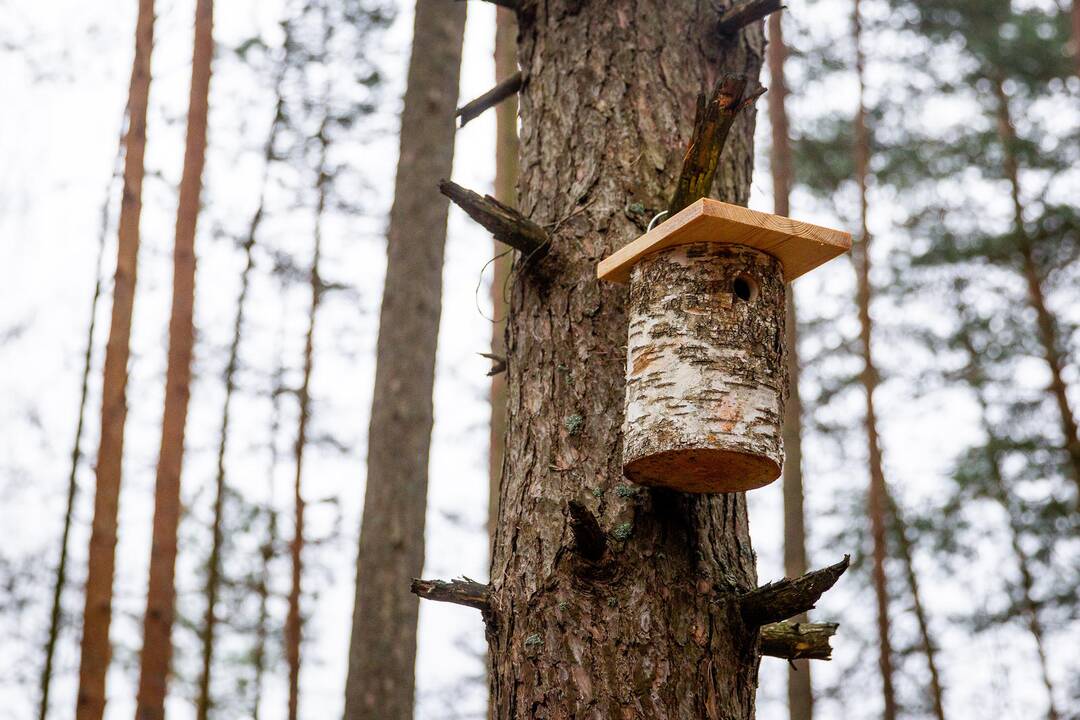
[411,578,490,612]
[567,501,607,562]
[668,75,765,216]
[716,0,784,35]
[740,555,850,626]
[457,71,523,127]
[761,621,839,661]
[439,179,550,256]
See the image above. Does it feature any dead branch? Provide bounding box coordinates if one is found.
[411,578,490,612]
[761,621,839,661]
[567,501,607,562]
[740,555,850,626]
[480,352,507,376]
[440,179,550,257]
[667,75,765,216]
[452,0,519,8]
[457,71,523,127]
[716,0,784,35]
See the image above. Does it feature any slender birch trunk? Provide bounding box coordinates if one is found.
[40,118,124,720]
[133,2,213,717]
[991,77,1080,494]
[342,3,466,717]
[76,2,155,716]
[767,10,813,718]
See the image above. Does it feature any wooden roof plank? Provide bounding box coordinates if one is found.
[598,198,852,284]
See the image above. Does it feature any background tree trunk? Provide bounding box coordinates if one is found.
[767,10,813,719]
[489,3,518,548]
[488,2,765,716]
[76,2,155,717]
[342,3,466,718]
[40,119,123,720]
[194,90,276,720]
[286,109,330,720]
[852,3,898,717]
[991,78,1080,493]
[134,1,213,717]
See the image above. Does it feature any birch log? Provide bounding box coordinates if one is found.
[623,242,788,493]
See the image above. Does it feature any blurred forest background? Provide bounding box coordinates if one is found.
[1,0,1078,718]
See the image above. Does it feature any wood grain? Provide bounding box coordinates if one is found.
[598,198,851,284]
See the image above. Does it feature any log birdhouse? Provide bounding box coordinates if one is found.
[598,199,851,493]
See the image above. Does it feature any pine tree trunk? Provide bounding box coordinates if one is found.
[886,498,947,720]
[253,308,287,720]
[489,4,518,547]
[342,3,465,718]
[134,1,213,717]
[487,3,765,716]
[76,2,155,716]
[991,78,1080,494]
[956,324,1060,720]
[767,10,813,719]
[40,124,123,720]
[286,112,329,720]
[852,4,898,718]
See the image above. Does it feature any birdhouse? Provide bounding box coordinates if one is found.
[598,199,851,493]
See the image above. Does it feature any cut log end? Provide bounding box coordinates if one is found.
[623,448,779,494]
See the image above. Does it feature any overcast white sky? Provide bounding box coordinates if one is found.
[1,0,1077,718]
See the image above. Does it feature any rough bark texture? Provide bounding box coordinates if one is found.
[342,3,466,718]
[992,77,1080,495]
[490,5,518,547]
[624,243,787,493]
[76,2,155,717]
[489,2,766,717]
[852,3,897,718]
[41,125,121,720]
[767,10,813,717]
[134,1,213,717]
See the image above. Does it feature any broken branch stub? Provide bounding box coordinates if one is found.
[667,75,763,217]
[567,500,607,562]
[740,555,850,626]
[410,578,490,612]
[716,0,784,35]
[760,621,839,661]
[439,179,550,257]
[456,71,523,127]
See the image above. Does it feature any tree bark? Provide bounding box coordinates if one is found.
[75,1,155,716]
[41,118,124,720]
[490,3,518,548]
[133,2,213,718]
[342,3,466,718]
[487,2,766,717]
[991,77,1080,495]
[767,12,813,714]
[852,4,898,718]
